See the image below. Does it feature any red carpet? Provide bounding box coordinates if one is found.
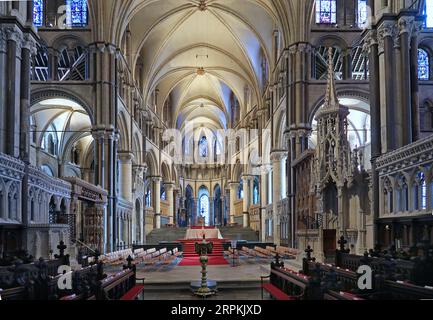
[178,238,229,266]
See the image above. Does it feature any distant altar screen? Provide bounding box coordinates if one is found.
[185,228,223,239]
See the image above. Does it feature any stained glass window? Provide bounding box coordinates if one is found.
[199,136,208,158]
[199,195,209,224]
[66,0,88,27]
[33,0,44,27]
[419,172,427,210]
[418,49,430,80]
[316,0,337,24]
[357,0,368,28]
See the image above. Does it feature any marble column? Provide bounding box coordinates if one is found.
[342,49,352,80]
[122,214,128,245]
[154,177,162,229]
[166,182,174,225]
[398,16,414,146]
[3,25,22,158]
[378,21,398,151]
[242,176,250,228]
[271,151,287,246]
[365,30,382,246]
[410,26,421,142]
[48,48,59,81]
[229,182,237,225]
[118,151,134,202]
[260,166,270,242]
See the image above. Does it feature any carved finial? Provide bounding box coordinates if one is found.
[323,47,339,110]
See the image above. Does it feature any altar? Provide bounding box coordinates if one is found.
[184,227,223,240]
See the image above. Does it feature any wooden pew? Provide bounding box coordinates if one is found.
[254,246,274,258]
[97,268,144,300]
[261,264,320,300]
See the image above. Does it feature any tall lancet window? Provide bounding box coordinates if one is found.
[357,0,368,28]
[66,0,88,27]
[418,49,430,80]
[199,194,209,225]
[316,0,337,24]
[199,136,208,158]
[33,0,44,27]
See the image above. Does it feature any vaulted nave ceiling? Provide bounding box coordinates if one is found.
[122,0,281,130]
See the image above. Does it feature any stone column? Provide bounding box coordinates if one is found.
[3,26,22,158]
[398,16,414,146]
[118,151,134,202]
[260,166,270,242]
[122,214,128,245]
[365,30,382,246]
[48,48,59,81]
[271,151,287,246]
[242,176,250,228]
[166,182,174,225]
[378,21,398,151]
[342,49,352,80]
[410,21,423,142]
[229,182,237,225]
[92,128,118,253]
[154,177,162,229]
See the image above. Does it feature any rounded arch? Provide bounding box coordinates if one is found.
[31,88,95,125]
[144,150,158,177]
[51,34,89,52]
[161,161,171,183]
[308,90,370,124]
[231,160,243,182]
[117,110,130,151]
[313,35,349,50]
[274,109,287,149]
[132,132,142,164]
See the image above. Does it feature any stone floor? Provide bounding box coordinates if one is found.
[136,262,271,284]
[140,288,263,300]
[105,256,299,300]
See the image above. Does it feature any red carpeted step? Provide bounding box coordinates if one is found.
[177,239,229,266]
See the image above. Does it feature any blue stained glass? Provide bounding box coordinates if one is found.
[357,0,368,27]
[316,0,337,24]
[67,0,88,27]
[33,0,44,27]
[418,49,430,80]
[199,195,209,216]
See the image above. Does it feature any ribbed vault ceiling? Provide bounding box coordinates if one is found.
[124,0,280,131]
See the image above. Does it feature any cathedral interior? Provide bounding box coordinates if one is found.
[1,0,433,301]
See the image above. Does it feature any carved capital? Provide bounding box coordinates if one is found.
[118,151,135,163]
[270,150,288,162]
[22,33,38,55]
[398,16,414,36]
